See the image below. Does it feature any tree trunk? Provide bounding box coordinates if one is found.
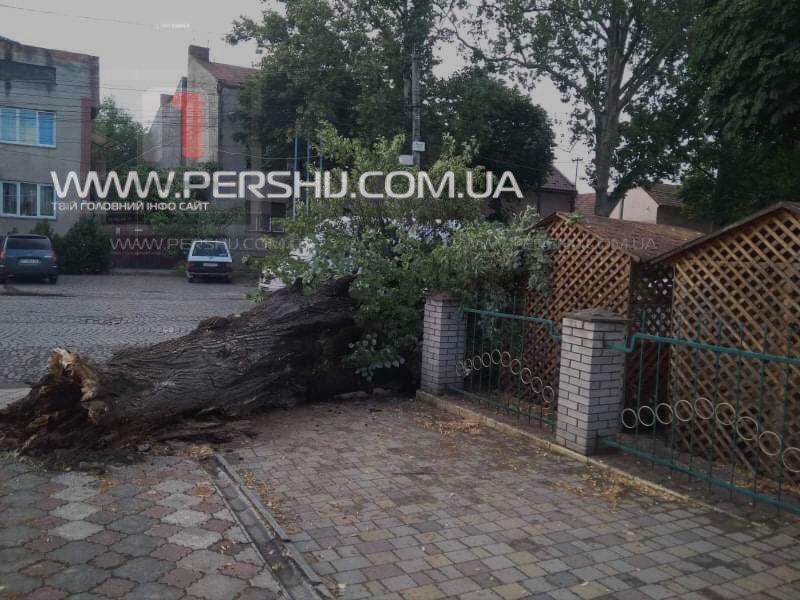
[0,277,366,454]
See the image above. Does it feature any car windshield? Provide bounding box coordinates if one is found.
[6,237,51,250]
[192,242,228,257]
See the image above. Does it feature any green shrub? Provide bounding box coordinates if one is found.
[54,218,112,274]
[30,221,55,239]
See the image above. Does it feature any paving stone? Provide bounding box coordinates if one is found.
[124,582,184,599]
[46,565,109,593]
[108,515,157,535]
[21,560,67,578]
[111,534,161,557]
[52,502,100,521]
[49,541,106,565]
[163,509,210,527]
[186,572,247,599]
[0,524,39,547]
[92,577,136,598]
[51,520,104,541]
[177,549,231,573]
[113,557,172,583]
[168,527,221,550]
[159,567,202,588]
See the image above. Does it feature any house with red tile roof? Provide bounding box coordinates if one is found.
[575,184,711,232]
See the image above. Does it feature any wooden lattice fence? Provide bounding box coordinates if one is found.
[662,204,800,482]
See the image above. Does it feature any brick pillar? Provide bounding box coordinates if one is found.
[420,294,466,395]
[556,309,628,455]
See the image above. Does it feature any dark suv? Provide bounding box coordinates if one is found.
[0,234,59,284]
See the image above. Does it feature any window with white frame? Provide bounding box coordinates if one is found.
[0,107,56,147]
[0,181,57,219]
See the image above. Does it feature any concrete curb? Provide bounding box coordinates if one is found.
[416,390,753,525]
[207,454,334,599]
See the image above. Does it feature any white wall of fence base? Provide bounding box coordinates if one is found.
[555,309,628,455]
[420,294,466,395]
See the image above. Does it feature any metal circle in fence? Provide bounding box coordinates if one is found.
[530,377,544,395]
[520,368,532,385]
[758,430,782,457]
[781,447,800,474]
[675,399,694,422]
[501,351,512,368]
[735,416,759,442]
[542,385,555,407]
[694,396,714,421]
[510,358,522,376]
[655,403,674,425]
[638,405,656,428]
[473,355,483,370]
[621,408,637,429]
[714,402,736,427]
[491,349,502,365]
[455,361,466,377]
[464,358,474,371]
[481,352,492,368]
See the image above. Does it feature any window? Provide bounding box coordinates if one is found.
[39,185,55,217]
[0,107,56,147]
[0,182,56,219]
[191,242,230,258]
[2,182,18,215]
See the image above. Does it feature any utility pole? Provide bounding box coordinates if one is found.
[571,157,583,189]
[411,42,421,168]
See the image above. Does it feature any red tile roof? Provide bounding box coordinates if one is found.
[645,183,683,208]
[538,213,702,262]
[197,60,256,87]
[541,166,576,193]
[574,192,596,215]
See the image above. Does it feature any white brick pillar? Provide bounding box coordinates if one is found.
[556,309,628,455]
[420,293,466,395]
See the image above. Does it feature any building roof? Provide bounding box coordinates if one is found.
[540,166,577,193]
[197,60,256,87]
[653,201,800,263]
[538,212,703,262]
[645,183,683,208]
[574,192,596,215]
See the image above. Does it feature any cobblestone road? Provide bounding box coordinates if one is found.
[231,398,800,600]
[0,274,254,386]
[0,455,286,599]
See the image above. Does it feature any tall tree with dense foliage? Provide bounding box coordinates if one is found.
[447,0,696,215]
[227,0,437,167]
[430,68,555,191]
[91,97,144,170]
[675,0,800,225]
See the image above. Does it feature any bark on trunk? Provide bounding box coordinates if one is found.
[0,277,365,453]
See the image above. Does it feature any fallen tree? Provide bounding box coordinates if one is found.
[0,277,367,453]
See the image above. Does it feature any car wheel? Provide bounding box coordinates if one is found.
[48,275,58,284]
[187,276,196,283]
[226,276,233,283]
[0,277,7,285]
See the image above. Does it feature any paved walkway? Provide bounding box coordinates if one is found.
[0,274,254,386]
[230,398,800,600]
[0,455,285,599]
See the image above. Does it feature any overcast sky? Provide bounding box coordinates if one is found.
[2,0,591,191]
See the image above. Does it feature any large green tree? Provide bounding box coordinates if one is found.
[676,0,800,225]
[228,0,437,167]
[430,68,555,191]
[92,97,144,171]
[448,0,696,215]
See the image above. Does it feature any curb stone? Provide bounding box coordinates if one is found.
[207,454,334,600]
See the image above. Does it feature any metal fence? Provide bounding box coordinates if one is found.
[449,307,561,432]
[601,316,800,515]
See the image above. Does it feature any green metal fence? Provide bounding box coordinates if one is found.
[601,316,800,515]
[448,307,561,432]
